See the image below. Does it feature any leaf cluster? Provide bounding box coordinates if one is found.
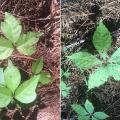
[0,58,52,108]
[72,100,109,120]
[0,12,42,60]
[68,21,120,90]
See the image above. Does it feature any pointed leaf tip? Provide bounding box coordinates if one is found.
[4,61,21,93]
[85,100,94,114]
[1,12,21,43]
[68,52,102,70]
[32,57,44,74]
[15,75,39,103]
[0,85,12,108]
[93,21,112,54]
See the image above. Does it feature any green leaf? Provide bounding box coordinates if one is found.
[71,104,88,116]
[63,70,71,78]
[0,68,5,85]
[61,69,64,77]
[110,48,120,64]
[1,12,21,43]
[85,100,94,114]
[19,45,36,55]
[15,75,39,103]
[4,61,21,93]
[32,57,43,74]
[0,37,13,60]
[62,90,69,97]
[16,32,40,55]
[61,81,71,97]
[108,64,120,81]
[93,21,112,54]
[0,85,12,108]
[93,112,109,120]
[92,116,98,120]
[68,52,102,70]
[78,115,90,120]
[88,66,109,90]
[39,72,52,85]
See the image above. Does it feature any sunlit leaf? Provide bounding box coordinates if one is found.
[108,64,120,81]
[93,112,109,120]
[15,75,39,103]
[0,37,13,60]
[0,68,5,85]
[85,100,94,114]
[16,32,40,55]
[110,48,120,64]
[4,61,21,93]
[0,85,12,108]
[61,81,71,97]
[1,12,21,43]
[68,52,102,70]
[39,72,52,85]
[32,57,44,74]
[78,115,89,120]
[88,66,109,90]
[71,104,88,116]
[93,21,112,54]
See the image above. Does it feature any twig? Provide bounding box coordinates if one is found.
[11,54,37,60]
[17,65,32,75]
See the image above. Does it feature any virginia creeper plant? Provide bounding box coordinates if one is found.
[68,20,120,90]
[72,100,109,120]
[0,12,42,60]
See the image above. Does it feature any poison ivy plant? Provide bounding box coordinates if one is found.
[0,61,39,108]
[0,12,42,60]
[72,100,109,120]
[32,57,52,85]
[68,20,120,90]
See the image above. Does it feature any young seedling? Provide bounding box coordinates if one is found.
[0,12,42,60]
[72,100,109,120]
[68,20,120,90]
[0,61,39,108]
[61,69,71,97]
[61,80,71,97]
[32,57,52,85]
[61,69,71,78]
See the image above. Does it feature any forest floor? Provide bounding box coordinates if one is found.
[0,0,60,120]
[61,0,120,120]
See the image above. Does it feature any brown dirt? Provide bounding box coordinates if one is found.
[0,0,60,120]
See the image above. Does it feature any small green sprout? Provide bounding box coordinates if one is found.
[72,100,109,120]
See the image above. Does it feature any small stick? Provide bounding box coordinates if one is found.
[11,54,37,60]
